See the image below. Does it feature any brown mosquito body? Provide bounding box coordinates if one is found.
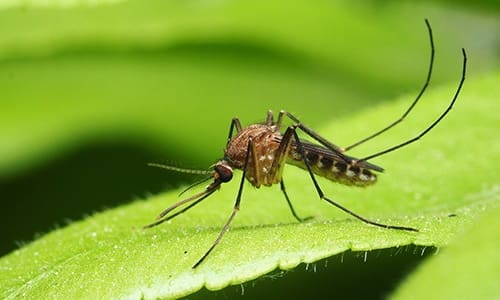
[144,19,467,269]
[225,114,380,189]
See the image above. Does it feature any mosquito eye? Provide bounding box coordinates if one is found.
[215,164,233,182]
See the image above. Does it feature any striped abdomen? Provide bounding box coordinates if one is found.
[286,142,380,187]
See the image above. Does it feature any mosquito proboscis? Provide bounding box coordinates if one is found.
[144,19,467,268]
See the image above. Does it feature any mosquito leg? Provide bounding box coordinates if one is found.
[270,124,310,221]
[283,111,351,164]
[226,117,243,146]
[344,19,435,152]
[192,205,239,269]
[280,180,313,222]
[290,125,418,232]
[359,48,466,162]
[192,138,253,268]
[266,110,274,126]
[275,110,286,130]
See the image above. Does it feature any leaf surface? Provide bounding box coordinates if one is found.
[1,71,498,299]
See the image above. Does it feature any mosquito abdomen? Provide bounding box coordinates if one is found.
[287,148,377,187]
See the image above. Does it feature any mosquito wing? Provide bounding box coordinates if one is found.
[297,140,384,172]
[284,139,383,187]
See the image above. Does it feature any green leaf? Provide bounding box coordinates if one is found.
[391,202,500,300]
[1,0,499,298]
[1,70,498,299]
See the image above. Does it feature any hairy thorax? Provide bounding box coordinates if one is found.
[224,124,281,187]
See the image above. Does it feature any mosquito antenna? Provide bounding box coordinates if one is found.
[178,175,213,197]
[147,163,213,196]
[147,163,212,175]
[359,47,466,162]
[344,19,435,152]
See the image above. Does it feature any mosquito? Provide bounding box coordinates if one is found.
[144,19,467,268]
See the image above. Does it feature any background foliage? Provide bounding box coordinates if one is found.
[0,0,499,299]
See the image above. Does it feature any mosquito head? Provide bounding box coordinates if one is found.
[144,161,234,229]
[214,161,233,183]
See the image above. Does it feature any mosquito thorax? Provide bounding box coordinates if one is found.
[214,161,233,183]
[224,124,280,168]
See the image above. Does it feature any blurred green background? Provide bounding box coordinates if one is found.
[0,0,499,298]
